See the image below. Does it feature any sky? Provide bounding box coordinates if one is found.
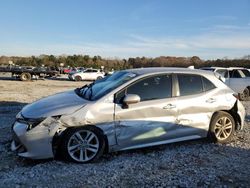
[0,0,249,59]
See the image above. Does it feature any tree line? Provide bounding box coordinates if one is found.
[1,54,250,70]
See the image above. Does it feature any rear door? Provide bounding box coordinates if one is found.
[82,69,92,80]
[174,74,218,138]
[90,69,98,80]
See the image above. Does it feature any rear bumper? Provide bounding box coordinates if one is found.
[237,100,246,130]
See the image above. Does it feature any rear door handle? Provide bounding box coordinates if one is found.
[163,104,176,110]
[206,98,216,103]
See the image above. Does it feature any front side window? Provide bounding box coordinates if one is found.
[178,74,203,96]
[216,69,228,78]
[230,70,242,78]
[84,69,92,73]
[116,74,172,103]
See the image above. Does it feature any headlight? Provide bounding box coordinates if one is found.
[16,114,46,131]
[52,115,61,120]
[26,118,46,130]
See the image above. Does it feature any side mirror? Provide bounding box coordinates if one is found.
[123,94,140,106]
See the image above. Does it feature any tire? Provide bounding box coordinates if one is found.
[208,111,235,143]
[60,126,105,163]
[20,72,32,81]
[239,88,249,101]
[74,76,82,81]
[96,76,103,80]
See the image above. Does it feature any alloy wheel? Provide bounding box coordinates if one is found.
[67,130,100,162]
[214,117,233,141]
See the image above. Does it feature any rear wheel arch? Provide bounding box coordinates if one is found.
[208,111,235,143]
[211,112,239,131]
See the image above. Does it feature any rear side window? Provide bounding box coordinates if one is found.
[241,69,250,77]
[178,74,203,96]
[202,77,216,91]
[231,70,242,78]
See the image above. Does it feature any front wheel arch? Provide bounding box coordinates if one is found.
[53,125,109,162]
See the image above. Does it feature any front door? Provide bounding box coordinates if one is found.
[114,74,179,149]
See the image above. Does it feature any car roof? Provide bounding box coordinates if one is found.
[85,68,99,70]
[125,67,214,76]
[202,67,248,71]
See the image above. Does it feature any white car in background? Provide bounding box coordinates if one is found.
[68,68,105,81]
[200,67,250,100]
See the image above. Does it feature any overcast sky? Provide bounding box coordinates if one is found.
[0,0,250,59]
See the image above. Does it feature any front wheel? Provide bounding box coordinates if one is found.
[208,111,235,143]
[96,76,103,80]
[74,76,82,81]
[60,126,105,163]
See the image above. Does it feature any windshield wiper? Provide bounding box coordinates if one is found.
[87,82,95,100]
[76,82,95,100]
[75,84,89,99]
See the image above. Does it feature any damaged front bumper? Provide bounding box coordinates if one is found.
[11,117,65,159]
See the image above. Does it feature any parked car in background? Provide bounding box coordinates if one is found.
[63,68,72,74]
[67,67,85,75]
[68,68,105,81]
[200,67,250,100]
[11,68,245,163]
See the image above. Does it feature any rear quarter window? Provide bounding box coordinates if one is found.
[202,77,216,91]
[177,74,203,96]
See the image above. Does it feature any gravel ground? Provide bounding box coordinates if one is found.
[0,76,250,188]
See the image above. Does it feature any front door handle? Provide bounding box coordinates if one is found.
[163,104,176,110]
[206,98,216,103]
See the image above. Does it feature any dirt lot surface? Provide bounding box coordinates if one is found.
[0,76,250,187]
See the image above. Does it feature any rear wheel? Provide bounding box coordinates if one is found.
[239,88,249,101]
[20,72,32,81]
[208,111,235,143]
[60,126,105,163]
[96,76,103,80]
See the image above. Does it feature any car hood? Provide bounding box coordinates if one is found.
[21,90,88,118]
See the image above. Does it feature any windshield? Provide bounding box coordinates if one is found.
[75,71,137,100]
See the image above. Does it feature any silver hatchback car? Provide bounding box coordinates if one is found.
[11,68,245,163]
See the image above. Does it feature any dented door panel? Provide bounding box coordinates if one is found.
[114,98,179,149]
[176,89,235,137]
